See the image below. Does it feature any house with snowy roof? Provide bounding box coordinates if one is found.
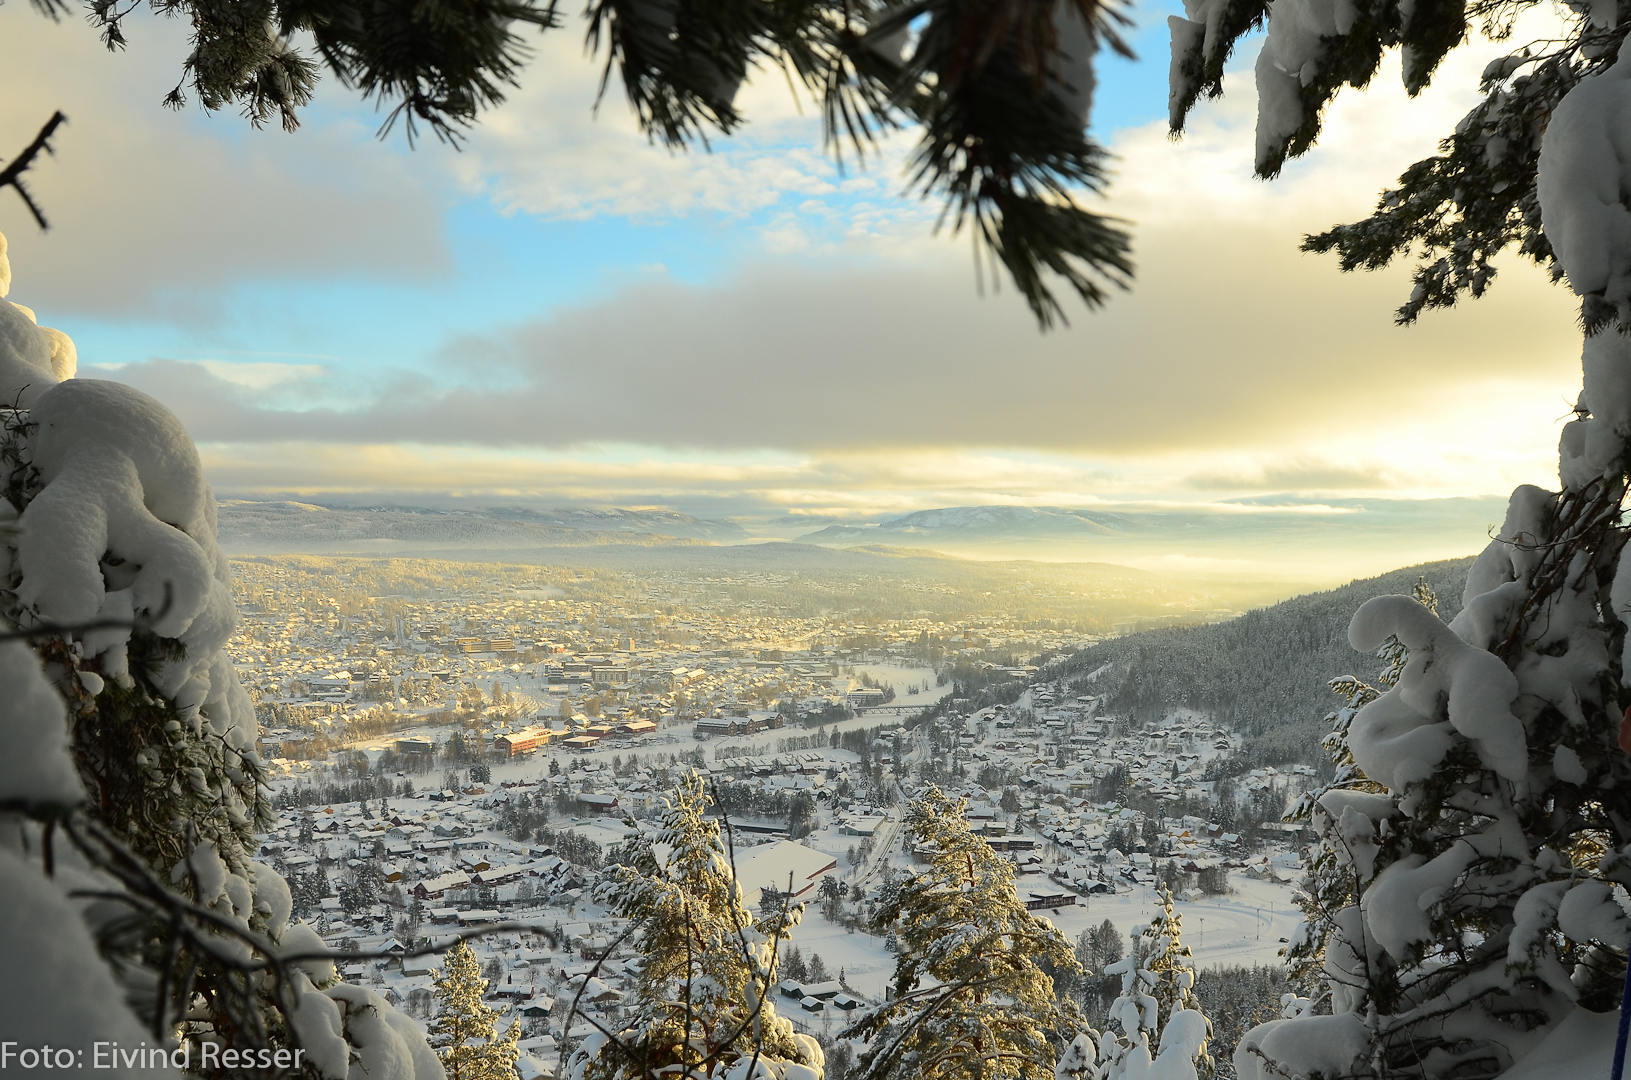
[732,840,838,903]
[412,871,472,900]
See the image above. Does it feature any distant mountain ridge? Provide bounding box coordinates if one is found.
[798,505,1144,543]
[215,500,748,552]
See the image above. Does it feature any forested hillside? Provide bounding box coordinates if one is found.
[1059,558,1474,765]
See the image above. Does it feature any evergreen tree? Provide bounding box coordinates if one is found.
[848,784,1083,1080]
[819,875,845,921]
[0,242,442,1075]
[1163,0,1615,329]
[429,940,522,1080]
[1176,13,1631,1068]
[1099,888,1212,1080]
[20,0,1136,325]
[569,771,823,1080]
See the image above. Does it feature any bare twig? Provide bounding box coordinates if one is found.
[0,112,66,230]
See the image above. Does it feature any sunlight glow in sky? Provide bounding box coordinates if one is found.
[0,3,1586,579]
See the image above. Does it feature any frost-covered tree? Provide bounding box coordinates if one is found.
[566,771,823,1080]
[428,940,521,1080]
[847,784,1082,1080]
[0,233,443,1077]
[1166,0,1631,334]
[1098,889,1212,1080]
[1165,0,1631,1076]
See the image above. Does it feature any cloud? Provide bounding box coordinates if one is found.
[196,360,328,390]
[0,9,453,320]
[1187,461,1400,491]
[89,214,1580,464]
[454,28,927,232]
[13,0,1589,573]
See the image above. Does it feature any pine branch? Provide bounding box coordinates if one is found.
[0,112,67,231]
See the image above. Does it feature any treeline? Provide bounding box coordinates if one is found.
[273,775,412,809]
[1059,559,1473,765]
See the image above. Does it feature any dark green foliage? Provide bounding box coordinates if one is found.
[1167,0,1629,327]
[901,24,1133,326]
[85,0,557,141]
[1302,41,1591,325]
[1169,0,1470,174]
[586,0,764,145]
[1189,966,1292,1080]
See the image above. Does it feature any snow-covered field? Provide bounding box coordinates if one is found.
[769,868,1303,1007]
[1044,874,1303,971]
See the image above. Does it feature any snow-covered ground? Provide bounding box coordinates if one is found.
[1043,874,1303,971]
[768,867,1303,1008]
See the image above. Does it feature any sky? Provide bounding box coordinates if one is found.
[0,3,1588,581]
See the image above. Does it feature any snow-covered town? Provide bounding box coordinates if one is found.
[254,652,1318,1077]
[226,556,1109,772]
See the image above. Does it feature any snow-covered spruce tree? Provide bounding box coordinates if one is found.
[1097,888,1212,1080]
[0,232,442,1077]
[428,940,521,1080]
[845,784,1084,1080]
[1280,583,1437,995]
[566,770,823,1080]
[1163,1,1631,1077]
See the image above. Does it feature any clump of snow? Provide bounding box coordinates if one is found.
[0,847,175,1078]
[288,973,350,1079]
[1349,594,1525,784]
[1314,790,1393,881]
[0,638,83,810]
[1557,879,1631,947]
[0,298,60,406]
[1361,844,1478,958]
[1343,691,1454,791]
[1538,37,1631,322]
[1055,1032,1099,1079]
[1049,0,1097,128]
[1252,0,1359,173]
[327,983,445,1080]
[1233,1013,1367,1080]
[0,240,74,403]
[15,378,254,748]
[276,920,336,985]
[278,956,443,1080]
[1508,878,1574,992]
[1553,743,1589,784]
[1495,1004,1620,1080]
[252,860,292,935]
[1561,333,1631,490]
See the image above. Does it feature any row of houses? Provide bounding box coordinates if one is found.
[411,853,580,901]
[693,714,787,738]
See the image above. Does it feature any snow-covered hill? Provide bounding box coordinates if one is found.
[216,500,747,552]
[1058,557,1475,764]
[798,504,1141,543]
[793,499,1502,582]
